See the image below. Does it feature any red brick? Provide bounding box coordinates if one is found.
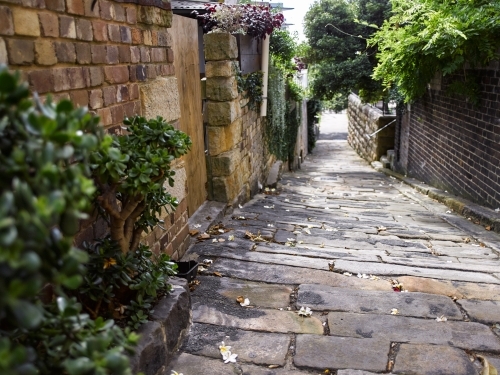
[21,0,45,8]
[39,13,59,37]
[52,92,70,102]
[116,84,129,102]
[110,104,124,124]
[96,107,112,126]
[126,7,136,24]
[0,6,14,35]
[99,1,112,19]
[122,100,136,118]
[130,46,140,63]
[59,15,76,38]
[91,44,106,64]
[35,40,57,65]
[114,3,125,21]
[70,89,88,107]
[143,30,152,45]
[82,0,98,16]
[146,64,157,79]
[103,45,117,64]
[7,39,34,65]
[139,46,150,62]
[166,48,174,63]
[130,83,139,100]
[104,65,129,84]
[0,38,6,64]
[66,0,84,15]
[157,31,171,47]
[118,45,131,63]
[129,64,146,82]
[88,66,103,86]
[151,47,165,62]
[29,70,54,93]
[45,0,64,11]
[76,18,92,41]
[151,30,158,46]
[67,67,87,89]
[102,86,116,106]
[75,42,91,64]
[108,24,120,42]
[55,42,76,63]
[53,68,70,91]
[131,27,142,44]
[92,20,107,41]
[120,26,131,44]
[89,89,103,109]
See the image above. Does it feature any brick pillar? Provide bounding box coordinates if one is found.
[204,32,245,203]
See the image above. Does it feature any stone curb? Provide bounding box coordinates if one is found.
[371,162,500,234]
[129,277,192,375]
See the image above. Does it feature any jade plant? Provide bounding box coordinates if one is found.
[0,65,138,374]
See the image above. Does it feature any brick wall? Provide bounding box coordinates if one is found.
[1,0,192,259]
[347,94,396,163]
[396,66,500,209]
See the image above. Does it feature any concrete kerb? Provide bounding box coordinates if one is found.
[371,162,500,234]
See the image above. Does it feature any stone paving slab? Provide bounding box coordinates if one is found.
[337,371,385,375]
[398,276,500,301]
[457,299,500,324]
[183,323,290,366]
[193,305,324,334]
[328,312,500,352]
[210,258,393,292]
[256,243,386,259]
[381,255,500,273]
[294,335,390,372]
[297,285,462,319]
[392,344,478,375]
[240,365,315,374]
[333,259,500,284]
[427,246,498,259]
[165,353,240,375]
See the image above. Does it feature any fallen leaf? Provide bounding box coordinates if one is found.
[268,365,279,369]
[485,226,491,231]
[236,296,245,304]
[218,238,225,242]
[320,243,325,248]
[303,228,311,235]
[213,272,222,277]
[478,355,499,375]
[240,298,250,307]
[435,315,447,322]
[189,229,200,236]
[377,226,387,232]
[328,262,335,271]
[343,272,352,276]
[197,232,210,240]
[390,308,399,315]
[298,306,313,317]
[228,235,235,241]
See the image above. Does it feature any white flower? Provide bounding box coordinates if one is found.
[198,266,207,272]
[267,224,274,227]
[436,315,448,322]
[286,209,290,212]
[357,273,369,279]
[224,353,238,363]
[293,231,301,234]
[203,259,213,264]
[238,216,245,219]
[212,239,218,243]
[228,235,235,241]
[218,229,225,233]
[193,224,201,228]
[240,298,250,307]
[239,204,243,209]
[298,306,312,317]
[303,228,311,235]
[369,275,380,280]
[219,342,231,357]
[325,207,330,210]
[171,371,183,375]
[264,205,274,209]
[446,210,452,214]
[284,199,290,202]
[343,272,352,276]
[391,308,399,315]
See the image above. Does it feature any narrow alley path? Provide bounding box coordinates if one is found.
[167,113,500,375]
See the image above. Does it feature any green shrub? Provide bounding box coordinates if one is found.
[0,65,138,374]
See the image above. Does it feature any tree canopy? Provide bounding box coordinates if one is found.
[370,0,500,103]
[304,0,391,106]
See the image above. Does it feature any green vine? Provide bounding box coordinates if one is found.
[237,70,264,112]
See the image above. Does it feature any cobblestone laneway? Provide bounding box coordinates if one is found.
[167,113,500,375]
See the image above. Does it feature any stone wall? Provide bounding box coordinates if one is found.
[0,0,191,259]
[204,32,274,206]
[395,67,500,209]
[347,94,396,163]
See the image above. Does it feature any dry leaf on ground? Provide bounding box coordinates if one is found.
[478,355,499,375]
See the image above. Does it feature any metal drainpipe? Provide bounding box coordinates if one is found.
[260,35,270,117]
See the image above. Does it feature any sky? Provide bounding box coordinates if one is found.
[279,0,318,42]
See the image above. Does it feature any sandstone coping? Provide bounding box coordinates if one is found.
[206,76,238,102]
[204,33,238,61]
[129,277,192,375]
[140,76,181,123]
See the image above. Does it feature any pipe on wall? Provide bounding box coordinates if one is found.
[260,35,270,117]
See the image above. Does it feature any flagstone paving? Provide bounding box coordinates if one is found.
[166,112,500,375]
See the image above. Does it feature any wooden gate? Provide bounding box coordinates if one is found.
[171,15,207,216]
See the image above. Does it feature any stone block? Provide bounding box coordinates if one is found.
[7,39,34,65]
[164,163,187,203]
[140,77,181,123]
[206,76,238,102]
[12,8,40,36]
[206,60,238,78]
[35,40,57,66]
[207,148,242,177]
[0,38,6,64]
[207,118,242,155]
[138,6,172,27]
[204,32,238,61]
[39,13,58,37]
[207,100,240,127]
[0,6,14,35]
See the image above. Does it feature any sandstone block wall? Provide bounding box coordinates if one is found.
[347,94,396,163]
[1,0,191,259]
[204,32,274,206]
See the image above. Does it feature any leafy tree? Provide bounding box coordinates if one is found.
[370,0,500,103]
[304,0,390,105]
